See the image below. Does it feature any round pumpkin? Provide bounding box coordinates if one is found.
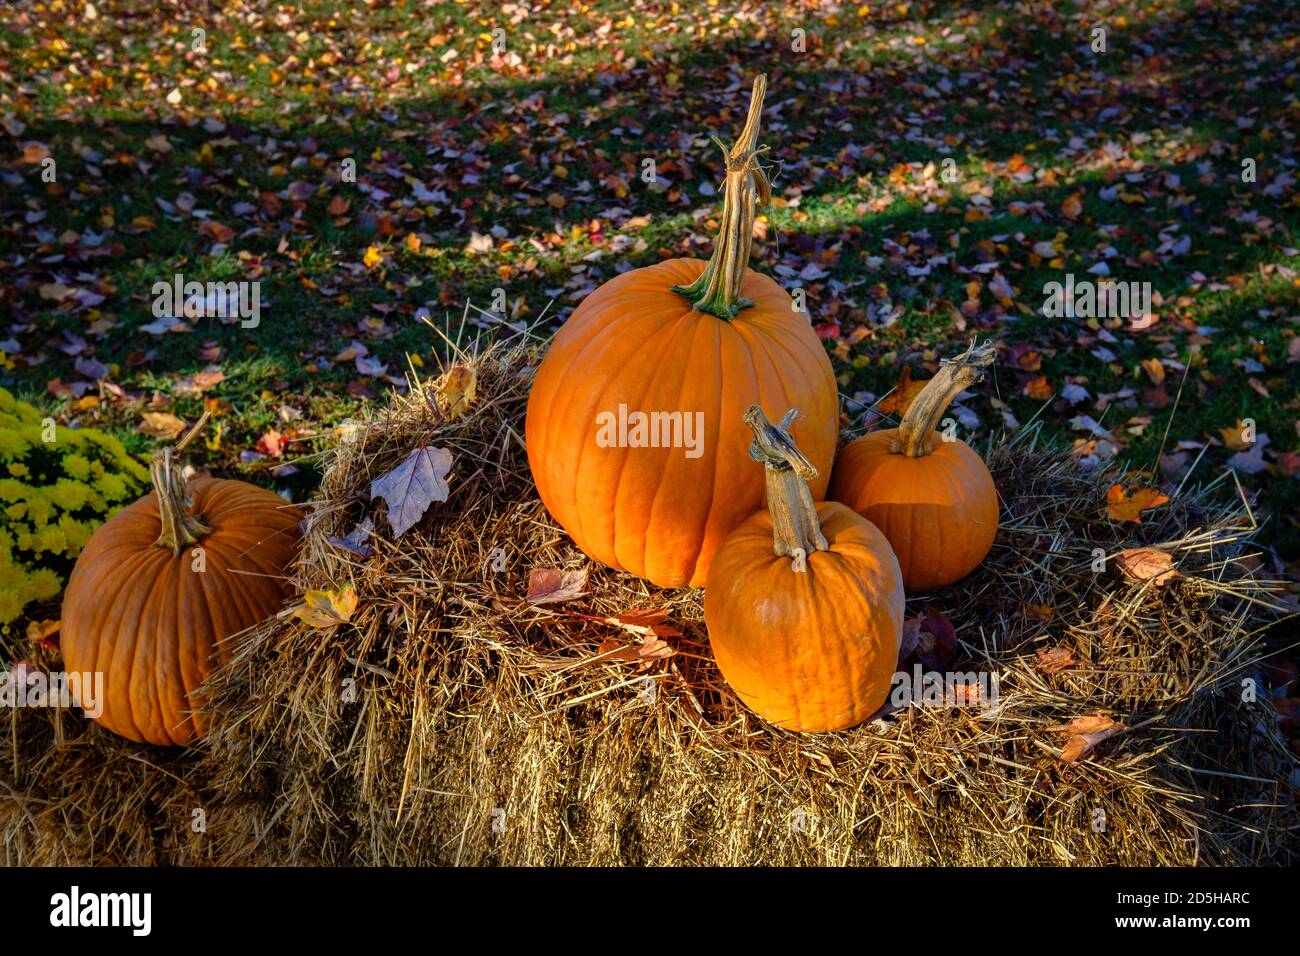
[60,418,301,746]
[525,76,837,588]
[828,341,999,593]
[705,406,905,733]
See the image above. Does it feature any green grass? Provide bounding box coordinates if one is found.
[1,0,1297,583]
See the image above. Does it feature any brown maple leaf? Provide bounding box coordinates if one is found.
[525,568,589,605]
[1114,547,1178,585]
[1036,646,1077,674]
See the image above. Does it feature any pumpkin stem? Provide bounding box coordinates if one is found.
[892,339,997,458]
[672,74,772,321]
[743,404,827,573]
[151,411,213,554]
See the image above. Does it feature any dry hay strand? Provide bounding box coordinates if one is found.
[3,341,1296,866]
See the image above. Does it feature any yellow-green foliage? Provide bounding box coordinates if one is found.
[0,388,148,624]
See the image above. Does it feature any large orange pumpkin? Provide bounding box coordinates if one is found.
[60,415,301,746]
[525,76,837,588]
[705,406,905,732]
[828,341,999,593]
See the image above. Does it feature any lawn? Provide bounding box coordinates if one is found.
[2,0,1298,642]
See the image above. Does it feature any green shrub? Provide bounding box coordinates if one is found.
[0,388,149,624]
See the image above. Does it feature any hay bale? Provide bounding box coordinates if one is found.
[3,343,1296,865]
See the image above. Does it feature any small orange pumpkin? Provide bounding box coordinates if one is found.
[828,341,999,593]
[525,76,837,588]
[704,406,905,733]
[60,415,301,746]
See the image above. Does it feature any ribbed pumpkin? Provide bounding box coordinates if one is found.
[828,341,999,593]
[525,76,837,588]
[60,415,301,746]
[705,406,905,732]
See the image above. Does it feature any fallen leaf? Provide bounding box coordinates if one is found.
[1055,714,1125,762]
[1219,421,1254,452]
[256,428,286,457]
[1228,434,1271,475]
[1114,547,1178,585]
[293,583,359,629]
[596,638,641,663]
[899,606,957,670]
[197,220,236,243]
[1036,646,1077,674]
[362,245,384,269]
[435,363,477,418]
[26,619,59,653]
[370,446,453,537]
[638,634,676,660]
[876,367,928,417]
[1024,603,1055,623]
[526,567,589,604]
[604,607,683,640]
[1105,484,1170,524]
[327,517,375,558]
[137,411,187,440]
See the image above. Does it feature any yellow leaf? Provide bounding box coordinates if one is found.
[404,232,421,253]
[875,367,928,417]
[436,363,477,418]
[362,246,383,269]
[1219,420,1253,451]
[292,583,358,629]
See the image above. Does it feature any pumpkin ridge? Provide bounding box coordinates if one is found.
[214,535,297,593]
[530,284,642,513]
[949,448,977,575]
[628,307,715,582]
[196,478,300,524]
[603,308,700,577]
[743,302,827,411]
[164,541,197,742]
[196,537,266,650]
[549,294,694,564]
[702,317,780,587]
[162,546,206,743]
[73,539,165,736]
[204,517,302,575]
[68,540,159,740]
[185,539,246,734]
[750,315,837,500]
[126,549,175,742]
[682,311,744,586]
